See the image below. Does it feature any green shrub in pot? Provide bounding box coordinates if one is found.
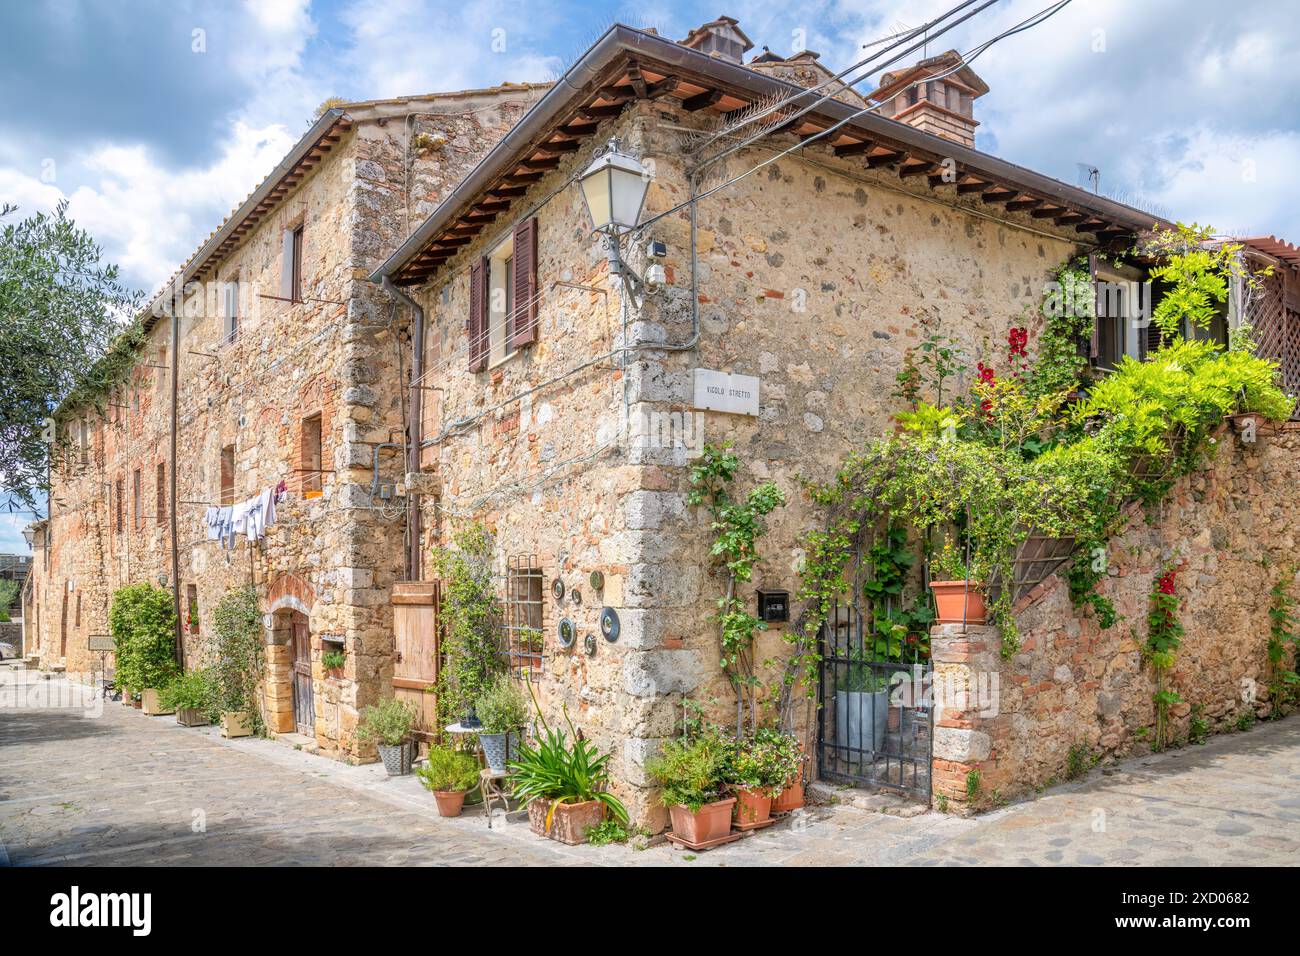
[357,698,418,776]
[645,727,733,812]
[508,699,627,844]
[160,669,217,726]
[475,675,529,773]
[416,745,480,817]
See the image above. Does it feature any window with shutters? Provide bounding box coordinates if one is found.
[132,468,142,530]
[220,444,236,506]
[114,477,124,533]
[75,593,81,629]
[281,225,304,304]
[156,462,166,526]
[221,278,240,343]
[301,413,323,497]
[469,218,538,371]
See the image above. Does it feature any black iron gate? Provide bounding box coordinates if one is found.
[817,598,932,798]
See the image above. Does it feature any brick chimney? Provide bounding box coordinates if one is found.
[680,15,753,64]
[746,48,868,107]
[869,50,988,148]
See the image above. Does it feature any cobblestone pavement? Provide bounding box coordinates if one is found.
[2,667,1297,866]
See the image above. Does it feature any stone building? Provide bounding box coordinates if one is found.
[25,83,547,756]
[28,17,1300,826]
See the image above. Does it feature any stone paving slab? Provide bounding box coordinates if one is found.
[2,669,1298,866]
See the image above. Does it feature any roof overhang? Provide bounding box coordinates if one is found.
[372,24,1173,287]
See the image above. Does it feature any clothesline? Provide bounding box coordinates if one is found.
[203,480,287,550]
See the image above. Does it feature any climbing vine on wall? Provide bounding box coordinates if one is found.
[430,522,504,728]
[1145,568,1184,751]
[688,442,785,739]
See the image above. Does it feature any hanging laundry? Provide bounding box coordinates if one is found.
[204,507,221,541]
[247,487,277,541]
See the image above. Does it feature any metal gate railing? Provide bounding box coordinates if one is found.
[817,598,932,798]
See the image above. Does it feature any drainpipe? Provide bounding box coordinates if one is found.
[169,305,184,669]
[381,276,424,581]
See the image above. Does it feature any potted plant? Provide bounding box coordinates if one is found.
[727,732,788,828]
[762,728,807,813]
[834,648,890,758]
[928,539,987,625]
[508,702,628,845]
[212,587,266,740]
[322,648,346,680]
[108,584,179,716]
[475,675,528,774]
[416,745,480,817]
[645,727,736,847]
[357,697,418,775]
[161,669,216,727]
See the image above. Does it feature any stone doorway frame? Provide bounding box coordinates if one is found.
[264,573,315,735]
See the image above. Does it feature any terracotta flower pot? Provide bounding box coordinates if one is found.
[527,798,606,845]
[929,580,986,625]
[734,788,773,826]
[668,798,736,844]
[433,790,468,817]
[772,778,805,813]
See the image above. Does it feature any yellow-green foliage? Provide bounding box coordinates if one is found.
[1076,339,1294,466]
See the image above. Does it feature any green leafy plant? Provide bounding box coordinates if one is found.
[689,442,786,736]
[965,768,981,801]
[108,583,178,693]
[585,819,630,846]
[475,675,529,735]
[0,579,18,622]
[645,726,734,812]
[508,686,627,830]
[1143,223,1265,339]
[1146,568,1184,751]
[211,586,265,735]
[416,745,479,793]
[159,668,217,719]
[726,728,797,796]
[431,523,504,726]
[322,649,346,671]
[356,697,417,747]
[1189,705,1209,744]
[1267,572,1300,717]
[1065,742,1092,780]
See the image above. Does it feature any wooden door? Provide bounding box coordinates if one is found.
[290,611,314,734]
[391,582,439,741]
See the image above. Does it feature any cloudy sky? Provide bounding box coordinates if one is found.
[2,0,1297,552]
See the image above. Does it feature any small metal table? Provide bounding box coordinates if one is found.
[445,723,516,827]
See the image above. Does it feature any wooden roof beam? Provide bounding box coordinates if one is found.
[1055,212,1086,226]
[981,189,1017,204]
[681,89,723,111]
[898,161,933,179]
[956,181,989,194]
[1031,206,1067,219]
[1005,198,1044,212]
[833,140,875,157]
[866,150,907,169]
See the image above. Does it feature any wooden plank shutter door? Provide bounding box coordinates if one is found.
[279,229,296,301]
[468,256,488,371]
[511,217,539,349]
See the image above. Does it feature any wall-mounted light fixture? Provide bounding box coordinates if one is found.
[578,138,662,305]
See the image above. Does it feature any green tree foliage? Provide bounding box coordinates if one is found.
[0,202,143,507]
[108,584,178,692]
[211,586,266,732]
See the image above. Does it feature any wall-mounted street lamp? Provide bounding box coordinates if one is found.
[578,139,663,305]
[22,527,35,548]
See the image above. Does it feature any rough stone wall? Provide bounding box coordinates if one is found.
[933,425,1300,811]
[406,98,1089,826]
[33,86,543,762]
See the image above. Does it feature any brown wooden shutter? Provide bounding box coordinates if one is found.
[1087,252,1100,360]
[511,217,539,349]
[468,256,488,372]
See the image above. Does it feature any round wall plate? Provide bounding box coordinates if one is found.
[600,606,620,642]
[571,588,582,606]
[584,633,597,656]
[557,617,576,649]
[551,577,565,600]
[589,570,605,591]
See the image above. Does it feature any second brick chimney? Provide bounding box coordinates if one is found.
[869,50,989,148]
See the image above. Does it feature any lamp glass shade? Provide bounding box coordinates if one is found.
[579,148,650,234]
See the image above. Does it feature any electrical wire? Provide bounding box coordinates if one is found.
[633,0,1074,237]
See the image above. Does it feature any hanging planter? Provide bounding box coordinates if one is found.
[929,580,987,625]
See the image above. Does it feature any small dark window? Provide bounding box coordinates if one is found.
[301,413,322,496]
[132,469,142,530]
[220,444,236,506]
